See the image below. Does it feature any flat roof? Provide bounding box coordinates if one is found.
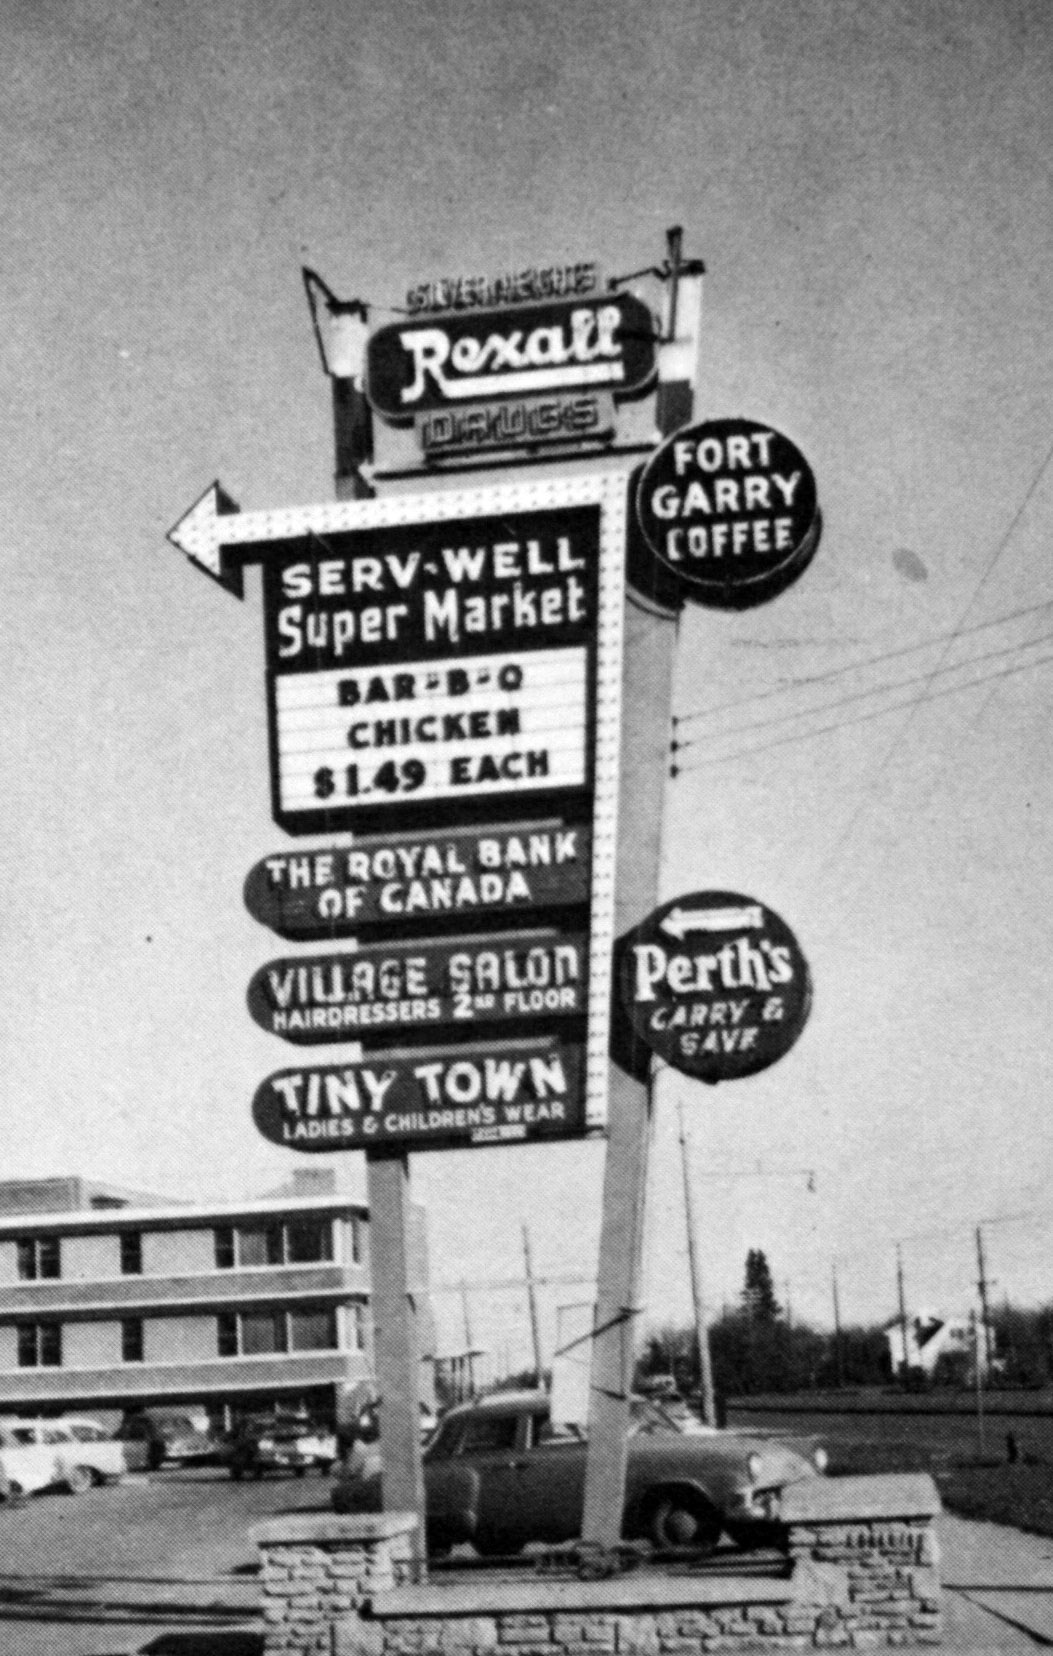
[0,1192,368,1235]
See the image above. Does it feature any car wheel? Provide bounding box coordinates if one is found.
[645,1491,722,1552]
[64,1464,93,1497]
[6,1481,25,1505]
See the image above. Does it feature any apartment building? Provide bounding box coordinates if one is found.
[0,1169,397,1425]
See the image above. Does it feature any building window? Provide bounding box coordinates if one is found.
[216,1306,338,1358]
[238,1226,284,1268]
[286,1220,332,1264]
[214,1227,235,1270]
[346,1301,367,1353]
[16,1322,61,1368]
[119,1232,143,1276]
[16,1236,60,1281]
[289,1307,337,1352]
[240,1311,287,1356]
[214,1220,334,1270]
[121,1318,144,1363]
[348,1216,363,1266]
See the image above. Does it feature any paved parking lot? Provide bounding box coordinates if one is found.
[2,1466,1052,1654]
[0,1465,331,1656]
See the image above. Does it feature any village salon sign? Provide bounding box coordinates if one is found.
[619,891,812,1083]
[366,290,657,420]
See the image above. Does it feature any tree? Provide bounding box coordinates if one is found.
[742,1249,780,1321]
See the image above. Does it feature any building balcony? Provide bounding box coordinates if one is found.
[0,1264,367,1320]
[0,1350,372,1411]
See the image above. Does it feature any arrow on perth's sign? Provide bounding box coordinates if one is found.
[166,481,389,600]
[659,902,765,941]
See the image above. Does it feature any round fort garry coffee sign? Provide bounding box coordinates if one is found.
[635,418,820,609]
[618,891,812,1083]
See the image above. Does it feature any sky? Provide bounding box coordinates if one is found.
[1,0,1051,1371]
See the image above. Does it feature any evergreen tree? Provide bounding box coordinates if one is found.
[742,1248,780,1321]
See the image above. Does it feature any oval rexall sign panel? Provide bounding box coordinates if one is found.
[366,292,658,422]
[618,891,812,1083]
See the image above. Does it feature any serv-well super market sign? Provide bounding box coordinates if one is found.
[264,500,603,836]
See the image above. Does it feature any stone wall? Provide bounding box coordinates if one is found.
[252,1473,942,1655]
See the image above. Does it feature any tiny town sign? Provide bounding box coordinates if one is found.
[619,891,812,1083]
[635,418,821,609]
[252,1034,586,1152]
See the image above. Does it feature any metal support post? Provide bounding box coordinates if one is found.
[366,1149,425,1565]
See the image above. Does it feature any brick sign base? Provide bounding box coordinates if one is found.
[252,1473,942,1655]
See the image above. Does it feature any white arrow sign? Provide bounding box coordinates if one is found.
[167,480,401,599]
[167,473,625,600]
[660,902,764,941]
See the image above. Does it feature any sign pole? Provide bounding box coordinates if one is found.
[325,333,427,1565]
[581,599,676,1547]
[366,1149,426,1563]
[581,255,702,1550]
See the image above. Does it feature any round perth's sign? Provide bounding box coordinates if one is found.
[636,419,820,609]
[619,891,811,1083]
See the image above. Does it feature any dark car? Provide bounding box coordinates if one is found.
[117,1408,224,1471]
[332,1390,827,1556]
[224,1415,338,1479]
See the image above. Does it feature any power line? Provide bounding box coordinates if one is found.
[672,642,1053,773]
[674,596,1053,727]
[832,1200,1053,1270]
[816,434,1053,884]
[673,624,1053,754]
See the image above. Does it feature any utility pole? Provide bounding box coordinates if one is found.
[522,1225,545,1384]
[896,1245,910,1384]
[971,1307,987,1455]
[678,1100,717,1425]
[975,1225,994,1377]
[459,1279,477,1398]
[832,1264,845,1388]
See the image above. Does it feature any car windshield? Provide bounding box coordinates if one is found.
[630,1397,696,1434]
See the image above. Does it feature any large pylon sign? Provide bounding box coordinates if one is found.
[170,470,628,1152]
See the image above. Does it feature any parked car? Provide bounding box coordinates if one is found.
[224,1414,338,1479]
[117,1407,223,1470]
[0,1418,127,1496]
[332,1390,827,1556]
[50,1417,134,1484]
[0,1421,65,1497]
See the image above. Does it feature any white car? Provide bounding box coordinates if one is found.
[54,1417,134,1483]
[0,1422,65,1496]
[0,1418,128,1495]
